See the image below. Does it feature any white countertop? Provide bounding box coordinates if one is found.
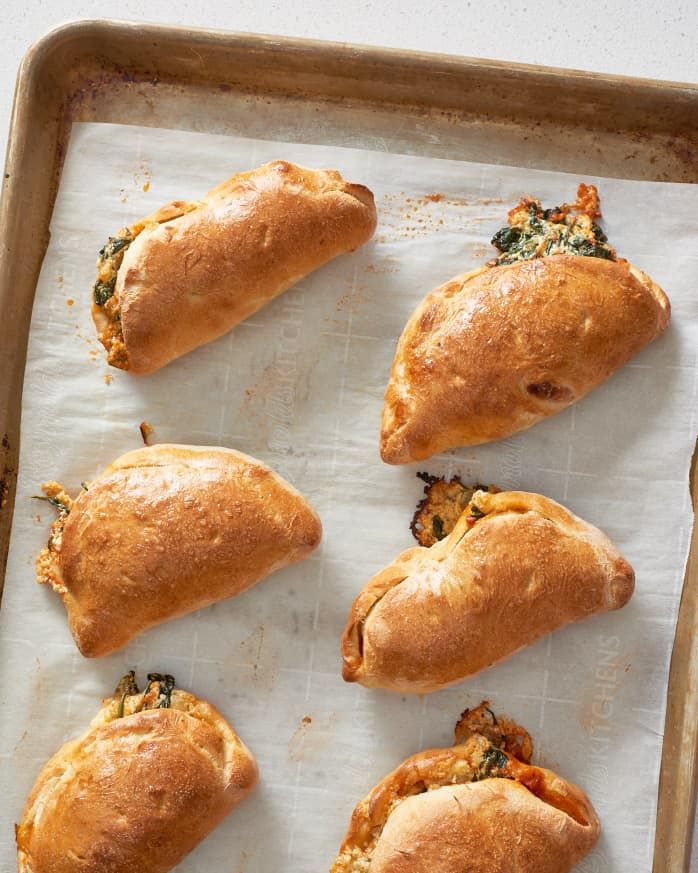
[1,2,697,871]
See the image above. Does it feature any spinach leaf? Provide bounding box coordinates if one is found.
[93,277,116,306]
[99,235,132,259]
[491,225,522,252]
[115,670,140,718]
[32,494,70,515]
[475,746,510,780]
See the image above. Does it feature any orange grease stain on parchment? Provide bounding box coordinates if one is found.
[221,624,281,693]
[335,277,372,315]
[288,711,338,762]
[377,190,505,245]
[134,162,152,193]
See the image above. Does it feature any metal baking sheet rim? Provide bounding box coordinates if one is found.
[0,19,696,873]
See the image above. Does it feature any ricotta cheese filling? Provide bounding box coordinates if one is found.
[35,480,75,592]
[111,671,177,719]
[489,183,616,266]
[411,474,498,546]
[92,229,135,370]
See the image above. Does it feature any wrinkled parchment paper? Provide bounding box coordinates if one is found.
[1,122,697,873]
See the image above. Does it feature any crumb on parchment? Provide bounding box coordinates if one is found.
[139,421,154,445]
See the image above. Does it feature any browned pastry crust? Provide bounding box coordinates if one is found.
[331,705,599,873]
[16,676,257,873]
[92,160,376,374]
[36,444,322,657]
[380,255,670,463]
[342,490,634,693]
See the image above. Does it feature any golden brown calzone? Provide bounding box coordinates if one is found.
[36,444,322,656]
[380,186,670,463]
[92,160,376,374]
[331,703,599,873]
[342,490,633,693]
[16,672,257,873]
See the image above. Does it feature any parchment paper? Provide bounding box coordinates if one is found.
[1,122,696,873]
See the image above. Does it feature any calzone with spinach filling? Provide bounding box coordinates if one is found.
[331,703,599,873]
[380,184,670,463]
[36,444,322,656]
[16,672,257,873]
[92,160,376,374]
[342,489,633,693]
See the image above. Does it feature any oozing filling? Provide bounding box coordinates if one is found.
[34,481,79,589]
[411,473,498,546]
[334,704,588,873]
[489,183,616,266]
[93,230,136,370]
[111,671,177,719]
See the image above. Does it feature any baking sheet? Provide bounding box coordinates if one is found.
[0,122,696,873]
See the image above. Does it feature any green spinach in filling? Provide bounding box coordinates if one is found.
[490,186,616,266]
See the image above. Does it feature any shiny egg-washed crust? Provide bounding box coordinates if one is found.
[380,254,670,463]
[36,444,322,657]
[93,160,376,374]
[342,490,634,693]
[331,738,599,873]
[16,685,258,873]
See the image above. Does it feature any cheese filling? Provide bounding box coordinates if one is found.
[411,474,498,546]
[111,671,176,719]
[489,183,616,266]
[92,230,135,370]
[35,481,76,592]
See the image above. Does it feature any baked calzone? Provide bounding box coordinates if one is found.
[342,489,633,693]
[16,672,257,873]
[331,703,599,873]
[380,184,670,463]
[36,444,322,656]
[92,160,376,374]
